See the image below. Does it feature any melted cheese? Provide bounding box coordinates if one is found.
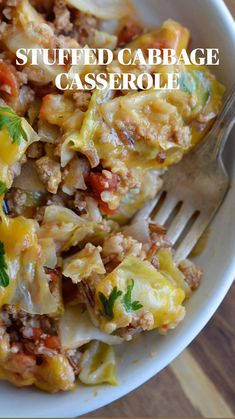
[0,115,39,186]
[0,112,40,308]
[0,205,37,259]
[0,199,38,307]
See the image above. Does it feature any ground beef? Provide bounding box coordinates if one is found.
[27,142,45,159]
[102,232,145,266]
[178,259,202,290]
[72,10,97,45]
[0,304,81,388]
[5,188,27,216]
[0,305,60,358]
[116,312,154,341]
[73,91,92,112]
[35,156,62,194]
[149,223,172,251]
[53,0,73,34]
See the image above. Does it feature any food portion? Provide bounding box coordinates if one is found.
[0,0,223,392]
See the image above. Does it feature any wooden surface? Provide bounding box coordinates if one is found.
[225,0,235,15]
[83,2,235,417]
[83,284,235,418]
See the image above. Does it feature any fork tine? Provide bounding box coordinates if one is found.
[166,204,195,245]
[133,194,161,221]
[153,194,178,225]
[174,213,209,264]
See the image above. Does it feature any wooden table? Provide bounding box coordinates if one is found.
[84,2,235,417]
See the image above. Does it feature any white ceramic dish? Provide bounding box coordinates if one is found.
[1,0,235,417]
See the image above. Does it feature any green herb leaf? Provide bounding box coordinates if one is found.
[122,279,143,313]
[0,181,7,196]
[179,72,196,95]
[99,287,123,320]
[0,107,28,145]
[0,241,10,288]
[193,70,211,105]
[179,71,211,106]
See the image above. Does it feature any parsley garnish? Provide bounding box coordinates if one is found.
[99,280,143,320]
[179,72,196,95]
[0,107,27,145]
[179,71,211,106]
[122,279,143,313]
[99,287,123,320]
[0,241,10,288]
[0,181,7,196]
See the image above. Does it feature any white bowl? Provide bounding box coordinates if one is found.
[1,1,235,417]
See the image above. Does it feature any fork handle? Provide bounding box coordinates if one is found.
[200,85,235,160]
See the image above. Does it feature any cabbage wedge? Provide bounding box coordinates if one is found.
[95,256,186,333]
[63,244,106,283]
[0,211,60,314]
[79,341,117,385]
[39,205,115,251]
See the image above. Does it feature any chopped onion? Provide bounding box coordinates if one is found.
[62,157,89,196]
[122,219,151,244]
[98,19,122,35]
[38,120,60,144]
[13,160,46,192]
[91,30,118,50]
[85,196,102,222]
[39,238,57,269]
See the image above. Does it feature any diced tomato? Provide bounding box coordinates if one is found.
[0,63,19,97]
[86,172,120,215]
[43,336,60,350]
[86,172,120,195]
[45,268,60,284]
[118,23,143,45]
[32,328,42,341]
[148,39,172,50]
[99,201,118,216]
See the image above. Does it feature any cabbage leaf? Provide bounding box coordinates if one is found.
[157,248,191,297]
[0,211,60,314]
[70,87,113,168]
[63,244,105,283]
[39,205,115,251]
[79,340,117,385]
[95,256,186,333]
[59,305,123,349]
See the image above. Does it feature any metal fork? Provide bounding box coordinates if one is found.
[134,85,235,264]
